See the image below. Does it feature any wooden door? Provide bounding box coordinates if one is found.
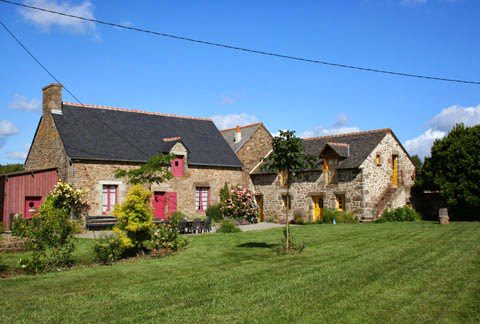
[255,195,264,222]
[313,197,323,222]
[24,196,41,219]
[153,192,166,220]
[392,155,398,187]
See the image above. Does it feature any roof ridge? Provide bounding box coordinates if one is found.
[302,128,391,141]
[326,142,350,147]
[219,122,263,132]
[62,102,211,121]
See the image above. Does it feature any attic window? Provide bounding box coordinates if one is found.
[375,154,382,166]
[324,158,336,184]
[171,156,184,177]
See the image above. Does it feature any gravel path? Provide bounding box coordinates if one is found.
[238,222,284,232]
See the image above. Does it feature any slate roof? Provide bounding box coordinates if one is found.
[251,128,392,174]
[52,103,243,168]
[220,123,263,153]
[320,142,350,158]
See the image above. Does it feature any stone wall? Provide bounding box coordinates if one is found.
[72,161,244,216]
[251,168,364,222]
[360,132,416,218]
[236,125,272,189]
[25,84,69,180]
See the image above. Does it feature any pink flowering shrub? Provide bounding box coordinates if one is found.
[220,186,258,223]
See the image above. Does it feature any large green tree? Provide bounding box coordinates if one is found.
[264,130,317,251]
[420,124,480,220]
[0,163,23,174]
[115,154,174,189]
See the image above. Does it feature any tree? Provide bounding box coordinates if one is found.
[263,130,317,251]
[0,163,23,174]
[419,124,480,220]
[115,154,174,189]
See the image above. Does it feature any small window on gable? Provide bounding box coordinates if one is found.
[282,194,291,210]
[375,154,382,166]
[335,194,345,211]
[102,185,118,213]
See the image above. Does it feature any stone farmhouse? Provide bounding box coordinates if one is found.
[1,83,415,227]
[17,83,249,224]
[249,129,416,222]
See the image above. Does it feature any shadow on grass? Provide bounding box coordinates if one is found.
[237,242,278,249]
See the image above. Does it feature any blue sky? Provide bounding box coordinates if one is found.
[1,0,479,164]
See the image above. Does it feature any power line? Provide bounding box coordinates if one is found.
[0,18,151,158]
[1,0,479,85]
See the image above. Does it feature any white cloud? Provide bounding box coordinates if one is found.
[5,151,28,161]
[300,114,360,138]
[404,104,480,158]
[404,129,446,159]
[428,104,480,132]
[211,113,259,130]
[8,94,41,112]
[400,0,427,6]
[19,0,97,36]
[0,120,20,149]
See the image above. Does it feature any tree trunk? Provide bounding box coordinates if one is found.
[285,179,290,250]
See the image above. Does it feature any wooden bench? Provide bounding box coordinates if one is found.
[86,215,117,230]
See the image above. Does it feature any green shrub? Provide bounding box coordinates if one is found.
[0,221,3,234]
[292,210,305,225]
[15,197,77,274]
[93,234,125,265]
[217,219,241,233]
[376,206,421,223]
[206,204,224,222]
[113,184,154,251]
[11,215,29,237]
[276,227,305,255]
[320,209,359,224]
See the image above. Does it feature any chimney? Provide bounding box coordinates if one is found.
[42,83,63,115]
[234,125,242,143]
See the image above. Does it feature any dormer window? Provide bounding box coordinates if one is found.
[324,158,336,184]
[171,156,184,177]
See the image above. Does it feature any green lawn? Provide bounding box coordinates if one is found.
[1,222,479,323]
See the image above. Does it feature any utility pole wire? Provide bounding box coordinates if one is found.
[0,18,151,158]
[1,0,479,85]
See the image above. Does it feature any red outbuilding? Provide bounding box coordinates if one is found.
[0,168,58,230]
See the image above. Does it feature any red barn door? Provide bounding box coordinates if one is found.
[167,192,177,218]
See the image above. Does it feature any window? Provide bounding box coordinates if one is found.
[375,154,382,166]
[171,156,184,177]
[324,158,336,184]
[195,187,210,211]
[335,194,345,211]
[282,194,291,210]
[102,185,118,213]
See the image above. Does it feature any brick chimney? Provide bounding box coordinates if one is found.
[234,125,242,143]
[42,83,63,115]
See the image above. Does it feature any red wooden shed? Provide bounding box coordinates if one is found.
[0,168,58,230]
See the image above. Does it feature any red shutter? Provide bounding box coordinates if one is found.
[171,156,184,177]
[167,192,177,217]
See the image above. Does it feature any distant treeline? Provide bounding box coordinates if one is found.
[0,163,24,175]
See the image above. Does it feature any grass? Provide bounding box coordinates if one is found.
[1,222,479,323]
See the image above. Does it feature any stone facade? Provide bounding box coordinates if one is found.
[251,132,416,222]
[235,124,272,189]
[72,161,243,216]
[25,84,70,180]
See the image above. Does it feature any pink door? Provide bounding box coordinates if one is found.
[153,192,166,220]
[25,197,41,219]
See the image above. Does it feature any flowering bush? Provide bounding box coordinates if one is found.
[50,181,89,217]
[220,186,258,223]
[93,233,126,265]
